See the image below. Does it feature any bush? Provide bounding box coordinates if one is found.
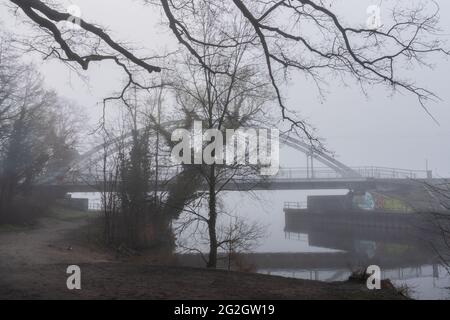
[0,193,55,225]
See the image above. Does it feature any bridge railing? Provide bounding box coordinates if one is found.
[275,168,346,180]
[275,166,431,180]
[352,166,431,179]
[284,202,307,209]
[45,165,432,187]
[88,202,102,211]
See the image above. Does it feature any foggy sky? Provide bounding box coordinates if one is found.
[1,0,450,175]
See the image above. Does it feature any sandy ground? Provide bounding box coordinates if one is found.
[0,211,407,300]
[0,215,110,267]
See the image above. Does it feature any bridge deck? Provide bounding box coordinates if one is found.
[39,177,438,193]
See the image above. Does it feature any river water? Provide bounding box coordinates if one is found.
[71,190,450,300]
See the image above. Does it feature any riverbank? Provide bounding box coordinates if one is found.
[0,263,406,300]
[0,207,407,300]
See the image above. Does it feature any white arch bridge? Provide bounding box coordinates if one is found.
[35,122,439,196]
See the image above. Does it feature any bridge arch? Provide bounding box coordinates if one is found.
[41,121,360,183]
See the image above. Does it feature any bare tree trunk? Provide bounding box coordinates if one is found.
[154,87,162,204]
[0,183,13,222]
[207,164,218,269]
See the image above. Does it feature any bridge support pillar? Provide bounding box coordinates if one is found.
[306,151,315,179]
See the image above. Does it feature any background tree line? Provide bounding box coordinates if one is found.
[0,32,82,224]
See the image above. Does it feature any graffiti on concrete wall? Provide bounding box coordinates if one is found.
[352,192,411,212]
[352,192,375,211]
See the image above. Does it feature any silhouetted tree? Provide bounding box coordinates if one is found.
[0,39,83,223]
[421,181,450,272]
[5,0,448,138]
[164,5,275,268]
[95,86,177,250]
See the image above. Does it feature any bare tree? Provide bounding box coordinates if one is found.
[220,217,267,271]
[420,181,450,272]
[96,127,122,246]
[0,33,27,154]
[5,0,448,138]
[91,84,183,250]
[163,5,275,268]
[0,56,82,223]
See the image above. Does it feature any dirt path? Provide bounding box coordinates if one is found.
[0,212,407,300]
[0,215,111,268]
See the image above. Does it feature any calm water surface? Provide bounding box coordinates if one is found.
[72,190,450,300]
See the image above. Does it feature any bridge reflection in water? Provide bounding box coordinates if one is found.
[267,197,450,299]
[260,264,442,282]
